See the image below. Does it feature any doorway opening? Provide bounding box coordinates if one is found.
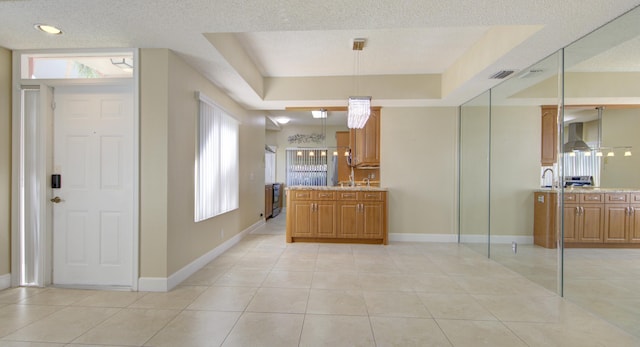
[11,49,139,289]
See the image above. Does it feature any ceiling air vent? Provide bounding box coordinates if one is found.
[489,70,515,79]
[519,69,543,78]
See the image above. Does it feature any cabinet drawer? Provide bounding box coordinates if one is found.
[605,193,628,203]
[564,193,577,202]
[581,193,603,203]
[632,193,640,203]
[314,191,336,200]
[359,191,384,201]
[338,191,358,200]
[290,190,312,200]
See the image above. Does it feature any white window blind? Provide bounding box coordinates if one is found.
[286,148,328,186]
[563,147,601,186]
[195,92,239,222]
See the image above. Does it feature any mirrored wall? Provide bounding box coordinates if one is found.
[459,91,491,257]
[459,4,640,338]
[563,4,640,338]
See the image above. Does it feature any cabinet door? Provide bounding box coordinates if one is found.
[265,186,273,219]
[630,205,640,243]
[580,205,604,242]
[361,110,380,165]
[316,201,337,238]
[349,108,380,167]
[541,106,558,166]
[337,202,360,238]
[291,201,314,237]
[563,204,579,242]
[604,204,628,243]
[361,202,384,239]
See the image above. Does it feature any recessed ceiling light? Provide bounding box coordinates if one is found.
[34,24,63,35]
[276,117,290,124]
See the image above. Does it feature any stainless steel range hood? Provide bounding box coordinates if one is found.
[563,123,591,152]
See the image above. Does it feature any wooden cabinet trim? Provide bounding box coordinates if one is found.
[314,191,336,200]
[605,193,629,203]
[287,188,387,244]
[580,193,604,203]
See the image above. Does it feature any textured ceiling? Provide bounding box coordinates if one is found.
[1,0,640,126]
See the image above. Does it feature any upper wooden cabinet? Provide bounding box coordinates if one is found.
[541,106,558,166]
[350,108,380,168]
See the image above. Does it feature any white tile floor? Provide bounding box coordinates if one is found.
[0,213,638,347]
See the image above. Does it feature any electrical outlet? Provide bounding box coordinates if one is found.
[512,241,518,254]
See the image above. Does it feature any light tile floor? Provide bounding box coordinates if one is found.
[1,213,639,346]
[491,243,640,339]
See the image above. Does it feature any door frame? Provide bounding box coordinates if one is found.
[10,48,140,290]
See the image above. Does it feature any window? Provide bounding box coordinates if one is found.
[195,92,239,222]
[21,52,135,79]
[286,148,328,186]
[563,145,601,186]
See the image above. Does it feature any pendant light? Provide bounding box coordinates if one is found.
[348,38,371,129]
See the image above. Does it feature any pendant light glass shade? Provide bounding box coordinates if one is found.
[348,96,371,128]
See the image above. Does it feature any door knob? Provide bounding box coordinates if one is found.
[50,196,62,203]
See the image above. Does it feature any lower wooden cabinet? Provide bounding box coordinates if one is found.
[337,201,385,239]
[537,191,640,248]
[603,193,640,243]
[286,188,387,244]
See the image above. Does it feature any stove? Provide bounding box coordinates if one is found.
[564,176,594,187]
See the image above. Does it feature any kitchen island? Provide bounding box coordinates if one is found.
[534,188,640,248]
[286,186,388,245]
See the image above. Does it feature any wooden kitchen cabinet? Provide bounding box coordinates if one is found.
[289,191,337,239]
[604,193,640,243]
[286,188,387,244]
[537,191,640,248]
[533,192,557,248]
[541,106,558,166]
[350,108,380,167]
[631,193,640,243]
[563,193,604,244]
[265,185,273,220]
[337,200,385,240]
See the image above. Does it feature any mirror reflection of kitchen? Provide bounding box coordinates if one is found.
[563,106,640,189]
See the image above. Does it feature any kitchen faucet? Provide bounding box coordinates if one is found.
[542,168,554,187]
[349,167,355,187]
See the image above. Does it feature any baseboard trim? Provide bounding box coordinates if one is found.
[460,235,533,244]
[138,220,263,292]
[0,273,11,290]
[389,233,458,243]
[389,233,533,245]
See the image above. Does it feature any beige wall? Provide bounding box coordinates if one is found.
[140,49,170,278]
[140,49,265,277]
[460,104,490,239]
[0,47,11,276]
[601,108,640,188]
[490,106,541,236]
[380,107,458,236]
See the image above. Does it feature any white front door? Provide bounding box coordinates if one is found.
[52,85,134,287]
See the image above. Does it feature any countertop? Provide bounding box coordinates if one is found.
[286,185,388,192]
[535,187,640,193]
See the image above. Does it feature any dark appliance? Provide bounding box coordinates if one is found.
[272,183,281,217]
[564,176,594,187]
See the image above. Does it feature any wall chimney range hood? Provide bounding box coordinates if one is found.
[563,123,591,152]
